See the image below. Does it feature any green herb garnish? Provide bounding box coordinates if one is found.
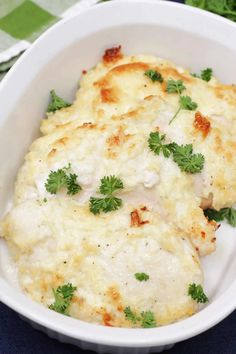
[169,95,198,124]
[45,169,67,194]
[66,173,82,195]
[192,68,213,82]
[99,175,124,195]
[145,69,163,83]
[89,175,123,214]
[204,207,236,227]
[47,90,71,113]
[170,143,205,174]
[148,132,173,158]
[135,272,150,281]
[188,283,208,303]
[166,79,197,124]
[200,68,213,82]
[89,196,122,214]
[124,307,156,328]
[49,283,77,315]
[45,165,81,195]
[124,306,140,324]
[148,132,204,174]
[179,95,198,110]
[140,311,157,328]
[166,79,186,94]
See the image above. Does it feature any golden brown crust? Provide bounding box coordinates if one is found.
[194,111,211,137]
[130,209,149,227]
[103,45,123,64]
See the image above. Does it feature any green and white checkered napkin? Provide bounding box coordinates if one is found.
[0,0,103,80]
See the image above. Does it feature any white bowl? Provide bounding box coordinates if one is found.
[0,1,236,353]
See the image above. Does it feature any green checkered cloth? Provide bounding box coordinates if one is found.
[0,0,102,79]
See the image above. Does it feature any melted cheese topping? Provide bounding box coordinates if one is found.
[1,199,201,327]
[2,48,235,327]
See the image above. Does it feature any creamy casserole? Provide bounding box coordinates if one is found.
[1,47,236,328]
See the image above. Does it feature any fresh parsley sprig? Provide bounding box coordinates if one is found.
[66,173,82,195]
[124,306,156,328]
[169,95,198,125]
[170,143,205,174]
[200,68,213,82]
[148,131,204,174]
[188,283,208,303]
[145,69,163,83]
[99,175,123,195]
[204,207,236,227]
[179,95,198,110]
[45,165,81,195]
[89,175,124,214]
[192,68,213,82]
[124,306,140,324]
[47,90,72,113]
[135,272,150,281]
[140,310,157,328]
[166,79,186,94]
[148,132,173,158]
[166,79,198,124]
[45,169,67,194]
[89,196,122,214]
[49,283,77,315]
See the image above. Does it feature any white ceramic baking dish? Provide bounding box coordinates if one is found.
[0,1,236,353]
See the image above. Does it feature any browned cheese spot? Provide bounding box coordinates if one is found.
[54,137,69,146]
[103,45,123,64]
[100,87,118,103]
[194,111,211,137]
[103,312,113,326]
[48,148,57,158]
[130,209,149,227]
[106,286,121,302]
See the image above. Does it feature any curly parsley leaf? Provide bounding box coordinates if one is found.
[99,175,124,195]
[140,311,157,328]
[47,90,71,113]
[145,69,163,83]
[148,132,204,174]
[66,173,82,195]
[49,283,77,315]
[192,68,213,82]
[179,95,198,110]
[89,196,122,215]
[171,143,204,173]
[204,207,236,227]
[200,68,213,81]
[89,176,124,215]
[188,283,208,303]
[169,95,198,124]
[166,79,186,94]
[166,79,197,124]
[124,306,140,324]
[124,307,157,328]
[148,132,173,158]
[135,272,150,281]
[89,197,105,215]
[45,166,81,195]
[45,169,67,194]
